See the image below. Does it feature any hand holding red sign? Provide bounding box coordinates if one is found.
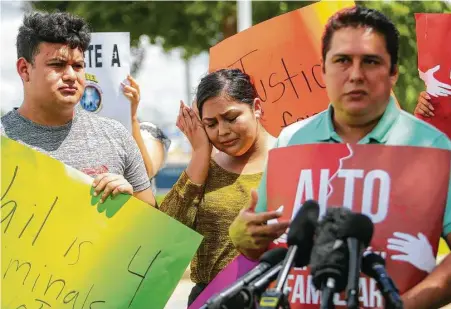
[415,13,451,138]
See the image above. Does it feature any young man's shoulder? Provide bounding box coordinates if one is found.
[1,109,19,127]
[1,109,27,138]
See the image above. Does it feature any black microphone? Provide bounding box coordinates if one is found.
[258,200,320,309]
[221,262,284,309]
[361,252,403,309]
[339,213,374,309]
[202,247,288,309]
[310,207,354,309]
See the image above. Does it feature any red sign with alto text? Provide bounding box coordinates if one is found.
[266,143,450,308]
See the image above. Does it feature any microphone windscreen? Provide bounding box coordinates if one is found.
[361,252,385,278]
[339,213,374,246]
[310,207,352,292]
[260,247,288,266]
[287,200,320,267]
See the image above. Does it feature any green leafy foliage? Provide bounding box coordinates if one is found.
[31,1,450,111]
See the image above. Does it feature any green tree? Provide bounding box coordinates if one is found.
[30,1,312,58]
[30,1,450,112]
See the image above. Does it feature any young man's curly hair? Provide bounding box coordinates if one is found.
[16,11,91,63]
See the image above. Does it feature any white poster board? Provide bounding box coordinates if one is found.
[80,32,131,131]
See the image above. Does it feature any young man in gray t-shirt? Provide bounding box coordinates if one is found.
[1,11,155,206]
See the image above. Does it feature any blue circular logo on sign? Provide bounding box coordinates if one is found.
[80,85,102,112]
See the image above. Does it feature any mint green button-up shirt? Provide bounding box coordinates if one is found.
[256,97,451,236]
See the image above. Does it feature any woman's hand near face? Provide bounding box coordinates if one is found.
[177,100,212,154]
[177,100,212,185]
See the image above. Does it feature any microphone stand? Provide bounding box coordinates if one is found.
[320,278,336,309]
[257,289,291,309]
[279,295,291,309]
[257,246,297,309]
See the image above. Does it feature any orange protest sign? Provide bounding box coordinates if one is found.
[209,1,403,137]
[209,1,355,137]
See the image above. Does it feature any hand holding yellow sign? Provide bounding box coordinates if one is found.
[1,136,202,309]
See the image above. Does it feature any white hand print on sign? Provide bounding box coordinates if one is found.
[387,231,436,273]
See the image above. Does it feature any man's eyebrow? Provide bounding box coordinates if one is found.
[331,54,351,58]
[46,58,85,65]
[46,57,67,62]
[363,54,384,61]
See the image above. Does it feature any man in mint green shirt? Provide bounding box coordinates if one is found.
[229,6,451,309]
[255,96,451,231]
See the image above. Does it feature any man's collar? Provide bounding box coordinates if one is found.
[365,97,400,143]
[317,96,400,143]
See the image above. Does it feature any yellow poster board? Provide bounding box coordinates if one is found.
[1,136,202,309]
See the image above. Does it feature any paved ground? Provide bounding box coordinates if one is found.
[164,254,451,309]
[165,279,194,309]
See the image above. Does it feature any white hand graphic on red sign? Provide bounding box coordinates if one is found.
[419,65,451,97]
[387,232,436,274]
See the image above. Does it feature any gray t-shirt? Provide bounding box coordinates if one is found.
[1,105,150,192]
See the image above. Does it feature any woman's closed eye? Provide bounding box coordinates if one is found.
[227,116,238,123]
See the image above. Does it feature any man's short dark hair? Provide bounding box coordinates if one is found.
[322,6,399,75]
[16,11,91,63]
